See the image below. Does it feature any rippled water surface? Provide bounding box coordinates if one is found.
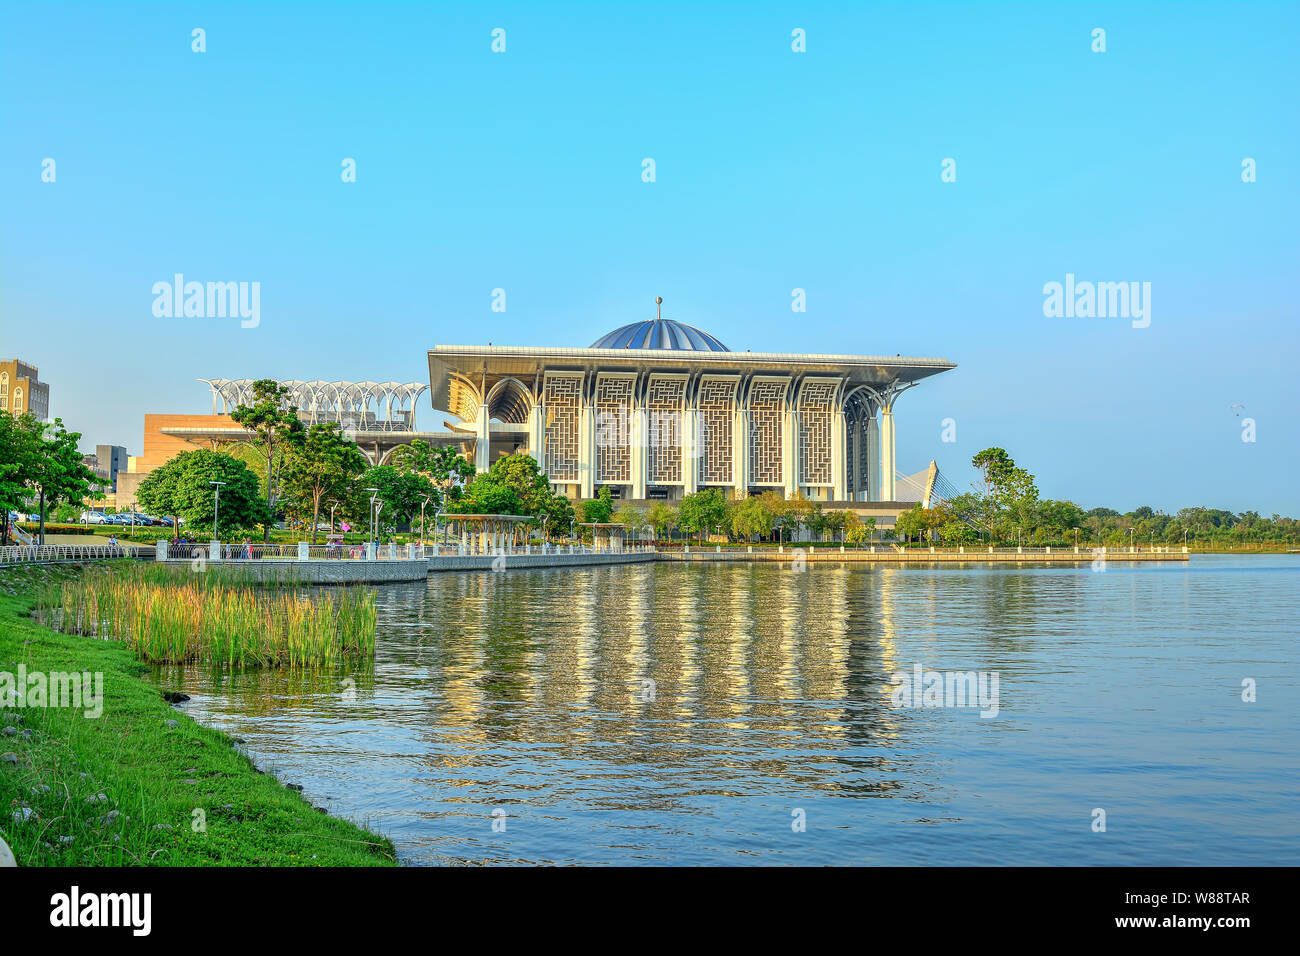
[167,555,1300,865]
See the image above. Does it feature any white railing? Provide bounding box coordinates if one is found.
[154,540,661,562]
[0,544,146,565]
[160,542,424,562]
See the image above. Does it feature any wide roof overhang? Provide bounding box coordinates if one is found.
[428,345,956,411]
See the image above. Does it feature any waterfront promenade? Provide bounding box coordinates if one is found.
[135,541,1188,582]
[1,540,1188,583]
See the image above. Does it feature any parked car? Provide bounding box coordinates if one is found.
[80,511,109,524]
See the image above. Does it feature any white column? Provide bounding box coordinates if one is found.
[733,404,748,495]
[866,414,880,502]
[631,404,646,500]
[879,405,896,501]
[844,416,856,500]
[783,407,797,497]
[579,402,595,499]
[682,406,699,494]
[526,403,543,467]
[474,405,490,472]
[831,405,847,501]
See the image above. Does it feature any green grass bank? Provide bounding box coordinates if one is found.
[0,561,395,866]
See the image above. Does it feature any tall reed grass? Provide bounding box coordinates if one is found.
[36,565,376,669]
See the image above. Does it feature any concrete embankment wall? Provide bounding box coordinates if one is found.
[427,552,658,572]
[153,549,1184,583]
[658,549,1188,564]
[157,558,429,583]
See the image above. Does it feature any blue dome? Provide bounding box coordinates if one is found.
[590,319,730,351]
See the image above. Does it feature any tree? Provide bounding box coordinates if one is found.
[482,454,557,516]
[0,413,41,545]
[230,379,305,541]
[757,491,788,542]
[135,450,268,538]
[647,502,680,540]
[390,441,475,500]
[968,447,1039,543]
[939,518,973,546]
[280,423,369,543]
[11,417,98,545]
[767,491,812,544]
[894,504,928,544]
[730,495,771,541]
[362,465,439,532]
[578,486,614,525]
[805,503,829,541]
[845,512,876,546]
[678,489,729,544]
[442,453,573,538]
[613,505,649,542]
[540,494,575,539]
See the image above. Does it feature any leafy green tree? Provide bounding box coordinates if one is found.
[756,491,788,542]
[281,423,369,543]
[766,491,812,544]
[8,417,98,545]
[845,512,876,546]
[939,519,973,546]
[450,474,521,515]
[578,486,614,525]
[362,465,439,530]
[230,379,305,541]
[540,494,575,539]
[730,495,771,541]
[390,441,475,500]
[0,413,41,544]
[894,504,928,544]
[805,503,830,541]
[966,447,1039,542]
[483,454,557,515]
[441,453,573,538]
[613,505,649,542]
[647,502,679,540]
[678,488,729,544]
[135,450,269,538]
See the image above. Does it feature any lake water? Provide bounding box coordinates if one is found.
[168,555,1299,865]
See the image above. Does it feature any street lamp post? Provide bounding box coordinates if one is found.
[210,480,226,535]
[1129,528,1136,552]
[210,480,226,559]
[420,495,432,543]
[366,488,379,547]
[1074,527,1080,550]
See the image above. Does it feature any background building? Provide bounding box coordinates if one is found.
[113,385,434,510]
[0,358,50,420]
[87,444,129,489]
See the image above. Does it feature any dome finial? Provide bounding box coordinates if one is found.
[655,296,663,319]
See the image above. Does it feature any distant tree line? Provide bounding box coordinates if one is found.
[892,447,1300,548]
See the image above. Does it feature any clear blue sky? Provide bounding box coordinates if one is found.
[2,1,1296,514]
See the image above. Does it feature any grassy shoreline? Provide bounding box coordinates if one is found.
[0,561,396,866]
